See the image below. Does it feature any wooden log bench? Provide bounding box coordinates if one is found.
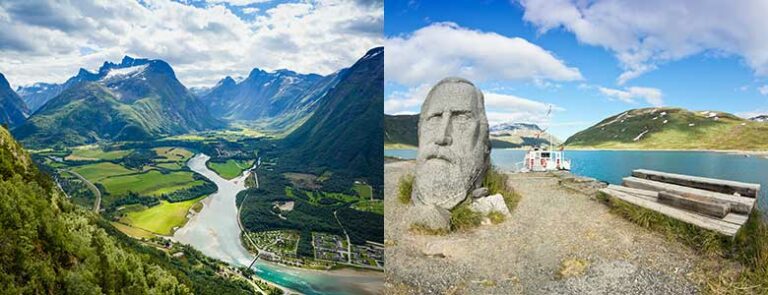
[599,187,744,237]
[597,170,759,238]
[632,169,760,198]
[657,191,729,218]
[622,177,755,215]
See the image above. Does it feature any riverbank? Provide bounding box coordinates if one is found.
[384,160,743,294]
[176,153,383,295]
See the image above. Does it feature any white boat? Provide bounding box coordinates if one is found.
[516,146,571,172]
[510,105,571,172]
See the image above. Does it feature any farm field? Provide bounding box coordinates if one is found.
[71,162,134,181]
[208,159,254,179]
[65,145,133,161]
[100,171,203,199]
[119,196,205,235]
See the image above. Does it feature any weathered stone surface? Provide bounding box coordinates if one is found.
[472,187,489,199]
[470,193,511,216]
[408,204,452,231]
[412,77,491,215]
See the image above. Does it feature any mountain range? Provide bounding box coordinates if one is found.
[383,114,560,149]
[12,56,221,147]
[564,107,768,150]
[0,73,28,128]
[201,67,343,131]
[281,47,384,187]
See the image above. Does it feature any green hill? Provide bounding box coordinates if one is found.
[565,107,768,150]
[13,58,221,148]
[384,114,418,148]
[281,47,384,189]
[0,126,253,294]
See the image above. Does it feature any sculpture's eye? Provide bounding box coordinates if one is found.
[454,113,470,121]
[427,113,442,121]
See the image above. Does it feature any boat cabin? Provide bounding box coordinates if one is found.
[521,147,571,172]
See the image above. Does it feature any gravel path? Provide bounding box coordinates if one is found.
[384,160,736,294]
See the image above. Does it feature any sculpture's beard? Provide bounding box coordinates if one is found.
[414,145,483,210]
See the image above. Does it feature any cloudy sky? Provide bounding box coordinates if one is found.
[0,0,382,88]
[385,0,768,140]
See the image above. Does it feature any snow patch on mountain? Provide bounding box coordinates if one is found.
[103,64,148,80]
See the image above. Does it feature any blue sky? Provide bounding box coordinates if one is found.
[0,0,382,88]
[384,0,768,140]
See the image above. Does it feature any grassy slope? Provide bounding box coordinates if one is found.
[0,126,253,294]
[566,107,768,150]
[120,196,205,235]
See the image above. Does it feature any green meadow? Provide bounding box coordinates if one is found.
[66,145,133,161]
[208,159,254,179]
[119,196,205,236]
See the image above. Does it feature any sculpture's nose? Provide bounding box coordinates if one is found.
[435,110,452,146]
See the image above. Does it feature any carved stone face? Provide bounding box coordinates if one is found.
[412,78,490,210]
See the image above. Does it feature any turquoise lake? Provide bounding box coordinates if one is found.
[385,149,768,210]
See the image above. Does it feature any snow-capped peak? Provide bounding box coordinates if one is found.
[102,64,149,80]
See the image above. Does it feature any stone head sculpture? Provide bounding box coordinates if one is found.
[411,77,490,228]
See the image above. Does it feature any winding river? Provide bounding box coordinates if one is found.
[174,154,383,295]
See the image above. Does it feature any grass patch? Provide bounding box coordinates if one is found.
[556,258,589,280]
[110,222,155,239]
[488,211,506,224]
[71,162,135,181]
[119,196,205,235]
[397,174,414,204]
[100,171,203,201]
[153,147,193,162]
[208,159,253,180]
[66,145,133,161]
[483,166,521,211]
[351,199,383,215]
[409,223,448,235]
[353,183,373,199]
[450,202,483,231]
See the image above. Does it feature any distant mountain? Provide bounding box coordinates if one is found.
[281,47,383,187]
[202,67,343,130]
[384,114,418,147]
[0,73,28,127]
[489,122,561,148]
[565,107,768,150]
[383,114,559,148]
[750,115,768,122]
[16,82,63,112]
[13,56,221,147]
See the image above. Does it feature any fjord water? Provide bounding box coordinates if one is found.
[385,149,768,209]
[175,154,382,295]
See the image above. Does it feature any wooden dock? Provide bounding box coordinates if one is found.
[600,169,759,237]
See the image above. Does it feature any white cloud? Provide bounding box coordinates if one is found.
[484,92,564,126]
[598,86,664,106]
[207,0,271,6]
[758,85,768,95]
[242,7,260,14]
[0,0,382,87]
[385,22,582,87]
[519,0,768,84]
[385,83,561,126]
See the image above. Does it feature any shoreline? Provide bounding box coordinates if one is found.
[385,145,768,156]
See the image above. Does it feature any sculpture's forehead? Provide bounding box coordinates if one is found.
[423,82,478,113]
